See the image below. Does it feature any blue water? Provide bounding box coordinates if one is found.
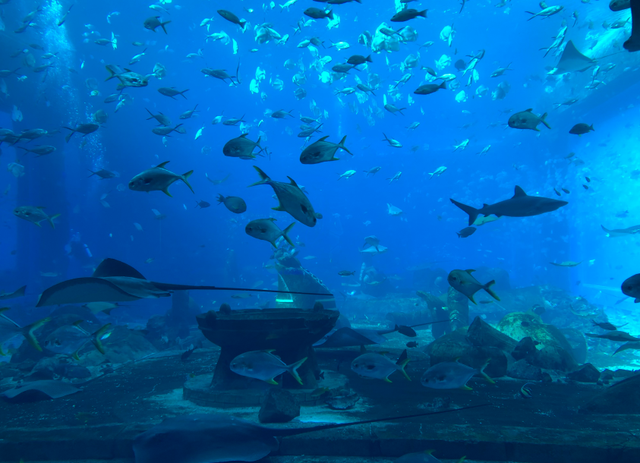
[0,0,639,328]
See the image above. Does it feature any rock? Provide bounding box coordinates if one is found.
[31,356,91,380]
[497,312,578,372]
[580,374,640,414]
[507,359,544,381]
[559,328,588,364]
[534,345,577,372]
[511,337,537,361]
[425,328,508,378]
[467,316,517,352]
[259,388,300,423]
[567,363,600,383]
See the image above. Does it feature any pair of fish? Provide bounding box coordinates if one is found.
[44,321,112,360]
[351,350,494,390]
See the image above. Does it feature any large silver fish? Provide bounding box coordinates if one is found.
[249,166,322,227]
[129,161,194,197]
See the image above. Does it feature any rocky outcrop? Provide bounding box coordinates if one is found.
[259,388,300,423]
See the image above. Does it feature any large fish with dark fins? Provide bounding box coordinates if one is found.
[450,186,568,226]
[249,166,322,227]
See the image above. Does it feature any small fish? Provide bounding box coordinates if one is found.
[395,325,417,337]
[592,320,627,331]
[217,195,247,214]
[230,350,307,385]
[457,227,476,238]
[569,123,594,136]
[338,270,355,276]
[181,345,196,361]
[520,382,533,399]
[195,200,211,209]
[406,341,418,348]
[351,350,411,383]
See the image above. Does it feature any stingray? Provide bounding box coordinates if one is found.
[314,321,448,348]
[0,285,26,301]
[1,380,81,402]
[601,224,640,238]
[550,40,597,74]
[133,405,489,463]
[36,258,331,307]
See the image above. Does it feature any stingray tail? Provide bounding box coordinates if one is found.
[23,317,51,352]
[287,356,308,385]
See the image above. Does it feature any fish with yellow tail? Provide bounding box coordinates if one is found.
[447,269,500,304]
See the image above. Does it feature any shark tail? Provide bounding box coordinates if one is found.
[450,198,479,226]
[483,280,500,301]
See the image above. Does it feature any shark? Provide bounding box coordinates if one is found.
[36,258,331,307]
[451,186,568,226]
